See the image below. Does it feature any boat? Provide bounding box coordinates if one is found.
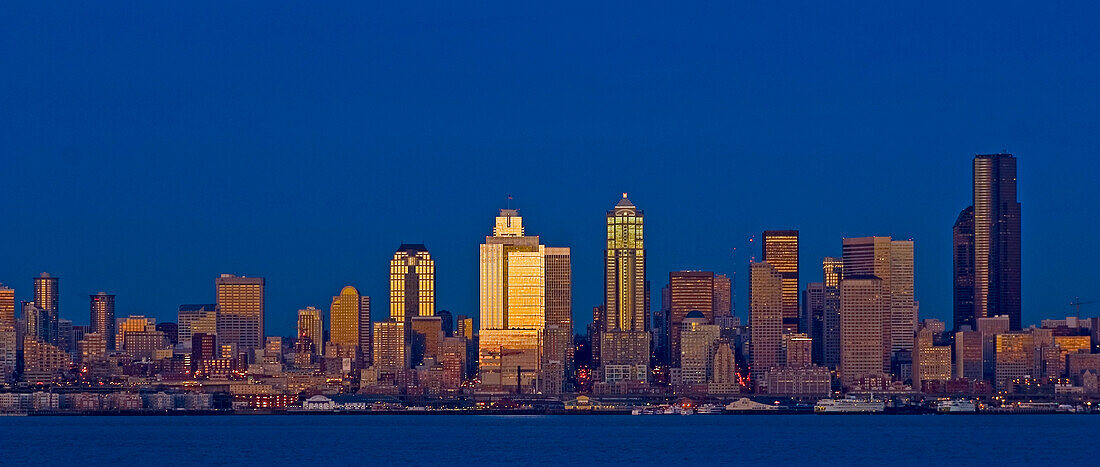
[695,404,723,415]
[936,400,977,413]
[814,397,885,414]
[632,405,675,415]
[724,397,779,412]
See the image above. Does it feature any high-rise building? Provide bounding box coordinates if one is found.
[995,332,1034,388]
[749,262,784,389]
[762,231,799,331]
[410,315,443,366]
[359,295,372,365]
[215,274,265,355]
[839,276,887,386]
[436,310,454,337]
[456,315,473,340]
[116,315,154,352]
[479,208,563,393]
[782,333,813,367]
[390,244,435,325]
[32,273,60,346]
[679,311,720,384]
[178,304,217,349]
[373,320,406,369]
[600,194,649,383]
[543,247,572,393]
[667,271,714,368]
[0,285,14,330]
[89,292,116,351]
[296,307,324,356]
[952,206,976,331]
[842,237,916,373]
[971,154,1022,330]
[803,282,825,365]
[978,314,1011,381]
[954,329,984,381]
[822,257,843,369]
[713,274,732,317]
[329,286,366,360]
[914,328,952,388]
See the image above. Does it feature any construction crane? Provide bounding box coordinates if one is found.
[1070,297,1096,317]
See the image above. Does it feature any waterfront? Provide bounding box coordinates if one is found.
[1,415,1096,465]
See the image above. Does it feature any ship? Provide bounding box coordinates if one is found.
[814,397,885,414]
[935,400,977,413]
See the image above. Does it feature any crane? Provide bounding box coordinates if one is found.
[1070,297,1096,317]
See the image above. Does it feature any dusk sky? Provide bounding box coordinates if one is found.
[2,2,1097,334]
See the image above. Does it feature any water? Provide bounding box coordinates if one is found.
[1,414,1093,465]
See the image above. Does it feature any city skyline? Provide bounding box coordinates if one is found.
[0,157,1077,335]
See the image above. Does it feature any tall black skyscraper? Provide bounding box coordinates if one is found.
[952,206,975,330]
[959,154,1022,330]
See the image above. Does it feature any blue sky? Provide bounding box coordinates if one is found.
[1,1,1097,334]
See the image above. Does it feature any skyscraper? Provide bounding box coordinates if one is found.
[972,154,1022,330]
[359,295,372,366]
[762,231,799,331]
[667,271,714,368]
[215,274,265,355]
[822,257,843,369]
[479,208,558,392]
[33,273,59,346]
[89,292,116,351]
[842,237,916,373]
[802,282,825,364]
[329,286,366,359]
[952,206,976,331]
[713,274,732,317]
[749,262,784,390]
[0,285,14,330]
[543,246,572,393]
[390,244,436,325]
[601,194,650,383]
[839,276,887,386]
[296,306,324,357]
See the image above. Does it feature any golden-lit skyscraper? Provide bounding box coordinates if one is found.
[601,194,650,383]
[215,274,265,354]
[479,208,563,393]
[0,285,14,330]
[749,262,784,389]
[914,328,952,387]
[89,292,116,351]
[839,276,887,387]
[762,231,799,331]
[329,286,368,360]
[296,306,323,356]
[390,244,435,324]
[680,311,720,384]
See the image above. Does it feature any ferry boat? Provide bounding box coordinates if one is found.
[936,400,977,413]
[814,397,885,414]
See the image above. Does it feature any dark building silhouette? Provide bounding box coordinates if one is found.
[970,154,1022,329]
[953,206,976,330]
[436,309,454,337]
